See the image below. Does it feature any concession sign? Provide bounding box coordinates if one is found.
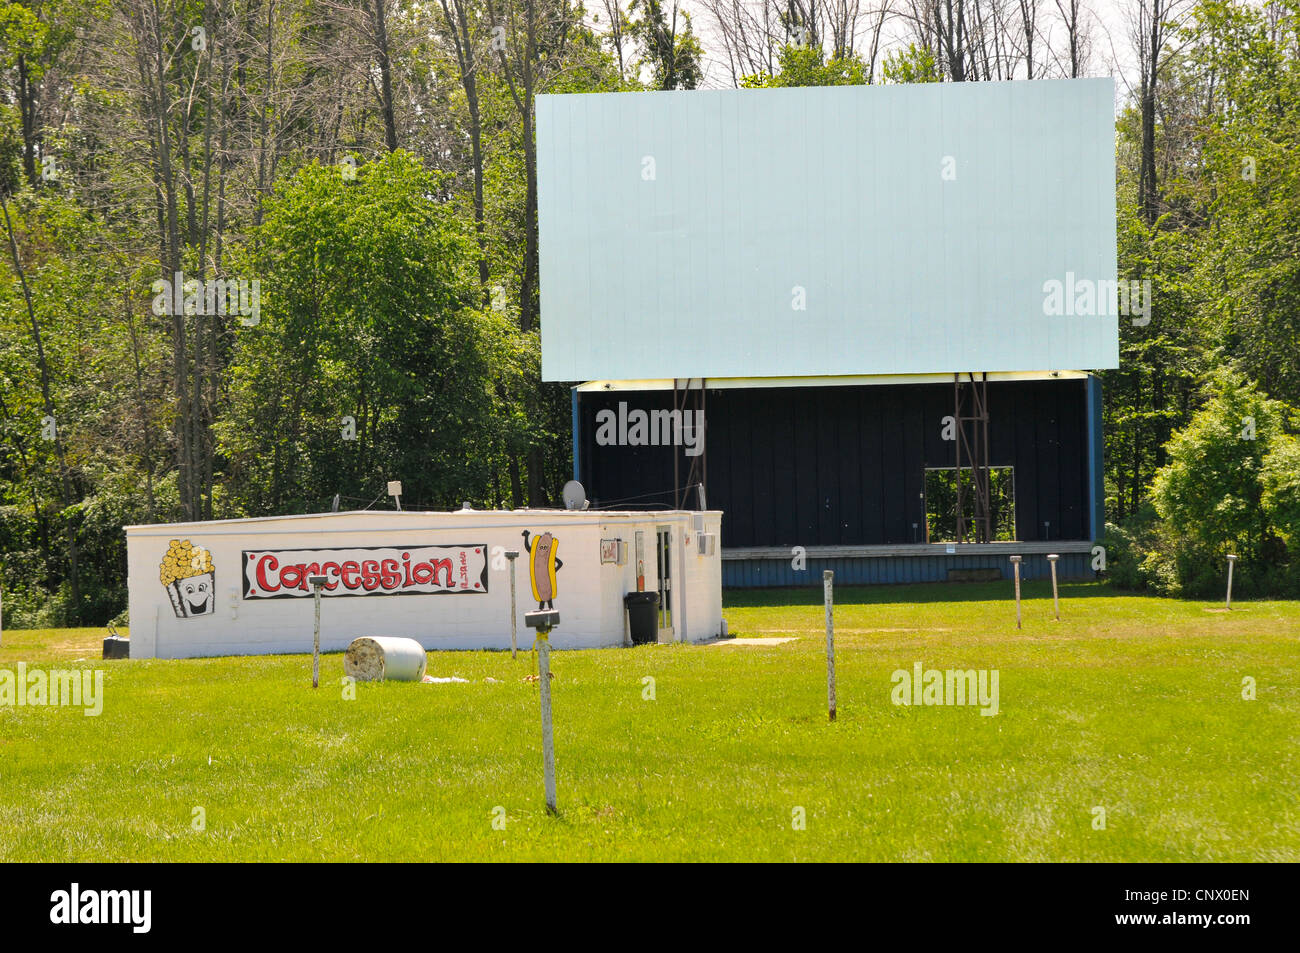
[242,544,489,599]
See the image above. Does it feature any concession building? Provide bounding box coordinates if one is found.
[126,509,722,658]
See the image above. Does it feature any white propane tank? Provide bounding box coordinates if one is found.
[344,637,429,682]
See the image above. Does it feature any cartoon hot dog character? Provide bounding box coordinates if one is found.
[160,538,216,618]
[521,530,563,610]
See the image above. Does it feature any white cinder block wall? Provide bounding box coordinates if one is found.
[126,509,723,658]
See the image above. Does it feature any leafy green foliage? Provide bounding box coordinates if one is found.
[1112,371,1300,597]
[217,152,518,514]
[880,43,940,84]
[0,2,625,622]
[1098,2,1300,598]
[627,0,702,90]
[741,43,868,88]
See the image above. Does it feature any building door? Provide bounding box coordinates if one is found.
[656,526,673,639]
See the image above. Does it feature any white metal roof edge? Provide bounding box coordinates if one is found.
[575,371,1093,392]
[124,509,723,534]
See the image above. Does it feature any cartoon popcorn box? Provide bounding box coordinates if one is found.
[160,539,216,618]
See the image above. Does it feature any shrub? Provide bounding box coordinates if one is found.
[1146,370,1300,598]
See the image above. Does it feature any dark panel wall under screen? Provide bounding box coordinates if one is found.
[577,380,1090,547]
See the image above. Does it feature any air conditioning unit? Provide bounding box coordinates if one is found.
[697,533,717,556]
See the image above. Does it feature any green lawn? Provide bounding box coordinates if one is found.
[1,581,1297,861]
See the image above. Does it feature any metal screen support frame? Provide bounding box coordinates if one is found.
[954,372,993,543]
[672,378,707,510]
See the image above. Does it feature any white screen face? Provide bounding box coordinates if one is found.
[538,79,1119,382]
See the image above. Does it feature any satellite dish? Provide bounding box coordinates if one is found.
[562,480,589,511]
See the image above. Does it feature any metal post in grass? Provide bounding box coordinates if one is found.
[1047,554,1060,621]
[1009,556,1023,629]
[538,638,557,812]
[505,550,520,658]
[1225,554,1238,609]
[824,570,837,722]
[526,609,560,814]
[309,574,327,688]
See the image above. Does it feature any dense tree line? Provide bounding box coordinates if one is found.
[1,0,1297,626]
[1104,1,1300,595]
[0,0,650,625]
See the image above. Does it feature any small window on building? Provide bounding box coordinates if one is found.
[924,467,1017,542]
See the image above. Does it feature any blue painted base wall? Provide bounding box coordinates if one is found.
[723,552,1094,588]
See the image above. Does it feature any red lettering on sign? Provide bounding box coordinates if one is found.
[430,558,453,588]
[280,563,306,591]
[244,546,487,599]
[319,562,341,590]
[340,560,360,588]
[256,554,281,592]
[360,560,381,590]
[380,559,402,590]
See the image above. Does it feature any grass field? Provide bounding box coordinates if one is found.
[1,581,1297,861]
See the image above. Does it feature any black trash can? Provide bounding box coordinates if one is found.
[624,591,660,645]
